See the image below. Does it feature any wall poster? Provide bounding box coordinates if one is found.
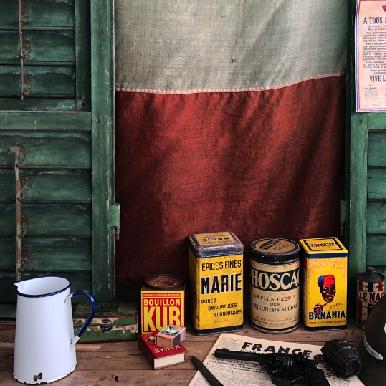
[356,0,386,111]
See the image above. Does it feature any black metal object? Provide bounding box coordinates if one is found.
[191,356,224,386]
[213,349,329,386]
[321,340,361,378]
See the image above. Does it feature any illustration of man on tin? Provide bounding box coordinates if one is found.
[313,275,336,315]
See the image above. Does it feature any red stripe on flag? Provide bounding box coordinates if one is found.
[115,76,345,284]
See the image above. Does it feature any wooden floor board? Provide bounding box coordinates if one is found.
[0,322,363,385]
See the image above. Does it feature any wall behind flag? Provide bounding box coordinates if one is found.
[115,0,347,285]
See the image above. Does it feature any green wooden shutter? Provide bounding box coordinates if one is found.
[0,0,117,316]
[347,0,386,310]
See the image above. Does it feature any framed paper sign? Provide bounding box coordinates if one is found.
[356,0,386,111]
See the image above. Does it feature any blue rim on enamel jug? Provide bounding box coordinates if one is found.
[250,238,301,333]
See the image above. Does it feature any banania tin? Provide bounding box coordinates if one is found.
[300,237,347,330]
[140,274,185,333]
[188,232,244,334]
[250,238,301,333]
[357,267,384,330]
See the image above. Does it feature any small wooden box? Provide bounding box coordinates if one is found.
[156,325,186,349]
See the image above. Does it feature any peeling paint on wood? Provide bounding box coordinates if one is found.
[0,1,116,311]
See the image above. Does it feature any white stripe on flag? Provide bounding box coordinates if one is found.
[116,0,347,92]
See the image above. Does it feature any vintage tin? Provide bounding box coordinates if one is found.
[300,237,348,330]
[250,238,301,333]
[357,267,385,330]
[140,274,185,333]
[73,302,137,342]
[188,232,244,334]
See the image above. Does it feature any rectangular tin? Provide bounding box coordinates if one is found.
[73,302,137,342]
[188,231,244,334]
[140,288,185,333]
[300,237,348,330]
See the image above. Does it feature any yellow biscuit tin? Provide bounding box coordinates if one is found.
[188,232,244,334]
[299,237,348,330]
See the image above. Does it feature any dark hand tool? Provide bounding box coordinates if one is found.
[191,356,224,386]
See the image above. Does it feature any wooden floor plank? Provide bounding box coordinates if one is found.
[0,322,363,342]
[0,322,363,385]
[0,370,198,385]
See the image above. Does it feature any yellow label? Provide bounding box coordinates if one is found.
[300,237,348,255]
[303,257,347,328]
[194,232,236,247]
[140,290,185,333]
[189,250,243,331]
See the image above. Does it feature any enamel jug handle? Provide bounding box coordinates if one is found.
[72,290,97,342]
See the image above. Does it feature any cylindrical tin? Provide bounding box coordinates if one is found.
[357,267,384,330]
[144,274,184,289]
[140,274,185,333]
[250,238,301,333]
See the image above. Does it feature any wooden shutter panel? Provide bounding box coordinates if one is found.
[0,0,90,111]
[347,1,386,311]
[0,1,116,315]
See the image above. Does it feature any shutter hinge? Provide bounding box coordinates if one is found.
[108,203,120,240]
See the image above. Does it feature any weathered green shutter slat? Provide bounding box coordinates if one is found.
[0,170,90,202]
[368,132,386,166]
[0,31,75,64]
[91,0,115,301]
[367,236,386,265]
[367,203,386,234]
[0,65,75,98]
[0,237,91,271]
[0,0,75,29]
[364,112,386,129]
[0,131,90,168]
[0,99,76,111]
[0,112,92,130]
[368,169,386,200]
[0,204,90,236]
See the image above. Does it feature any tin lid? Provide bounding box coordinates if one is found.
[144,274,184,289]
[358,267,385,283]
[251,238,300,264]
[299,237,348,256]
[189,232,244,257]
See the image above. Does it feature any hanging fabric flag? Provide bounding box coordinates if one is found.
[115,0,347,284]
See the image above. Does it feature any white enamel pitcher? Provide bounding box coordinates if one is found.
[13,276,96,384]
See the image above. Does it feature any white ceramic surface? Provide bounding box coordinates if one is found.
[13,277,78,384]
